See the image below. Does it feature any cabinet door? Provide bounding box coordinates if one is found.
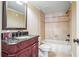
[31,43,38,57]
[17,47,31,57]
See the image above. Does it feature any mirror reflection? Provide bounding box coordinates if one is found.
[7,1,26,28]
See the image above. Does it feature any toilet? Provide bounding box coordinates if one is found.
[39,43,51,57]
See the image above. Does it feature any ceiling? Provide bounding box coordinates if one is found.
[7,1,25,14]
[29,1,71,14]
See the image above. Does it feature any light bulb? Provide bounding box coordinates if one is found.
[16,1,23,5]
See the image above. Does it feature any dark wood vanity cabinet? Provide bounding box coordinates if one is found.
[17,46,32,57]
[31,43,38,57]
[2,36,39,57]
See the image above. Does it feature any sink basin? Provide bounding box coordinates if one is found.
[2,39,19,44]
[14,36,32,39]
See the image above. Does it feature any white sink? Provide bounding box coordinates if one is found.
[15,36,32,39]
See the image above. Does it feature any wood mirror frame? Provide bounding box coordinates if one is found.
[2,1,27,30]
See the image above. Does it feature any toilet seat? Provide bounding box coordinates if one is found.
[39,44,51,51]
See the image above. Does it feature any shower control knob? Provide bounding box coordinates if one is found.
[73,39,79,44]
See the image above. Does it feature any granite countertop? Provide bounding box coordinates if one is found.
[2,35,39,45]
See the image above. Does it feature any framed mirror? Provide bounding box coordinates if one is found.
[2,1,27,30]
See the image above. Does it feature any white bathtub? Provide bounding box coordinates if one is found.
[42,39,71,54]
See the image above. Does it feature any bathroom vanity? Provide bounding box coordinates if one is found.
[1,1,40,57]
[1,1,39,57]
[2,35,39,57]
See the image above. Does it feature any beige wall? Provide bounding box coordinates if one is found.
[7,9,26,28]
[69,2,76,56]
[27,3,45,42]
[27,4,40,35]
[45,13,70,41]
[0,1,2,57]
[39,11,45,42]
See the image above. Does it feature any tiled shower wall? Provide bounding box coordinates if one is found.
[45,13,70,41]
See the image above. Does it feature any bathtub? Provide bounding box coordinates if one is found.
[42,39,71,55]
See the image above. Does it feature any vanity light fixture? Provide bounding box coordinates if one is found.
[21,1,28,4]
[16,1,28,6]
[16,1,23,5]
